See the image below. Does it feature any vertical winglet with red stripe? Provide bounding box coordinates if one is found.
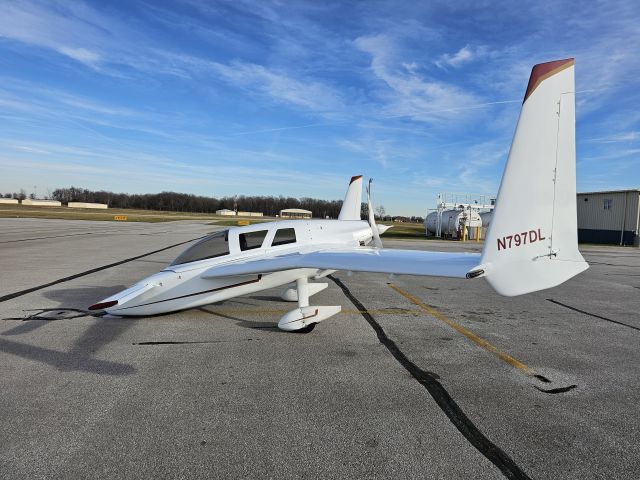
[472,58,588,296]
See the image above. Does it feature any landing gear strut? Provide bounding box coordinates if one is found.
[277,277,341,332]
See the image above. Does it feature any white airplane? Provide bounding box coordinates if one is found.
[90,58,588,332]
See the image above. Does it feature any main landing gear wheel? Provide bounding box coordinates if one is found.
[292,323,316,334]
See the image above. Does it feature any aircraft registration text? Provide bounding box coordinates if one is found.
[497,229,545,251]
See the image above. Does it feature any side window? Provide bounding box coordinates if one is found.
[272,228,296,246]
[239,230,268,251]
[603,199,612,210]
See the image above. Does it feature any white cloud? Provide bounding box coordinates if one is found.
[0,1,104,68]
[337,137,393,167]
[56,46,101,65]
[585,131,639,143]
[12,145,51,155]
[412,176,445,188]
[434,45,487,70]
[454,140,509,193]
[210,61,345,114]
[355,34,481,123]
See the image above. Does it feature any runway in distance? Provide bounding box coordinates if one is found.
[90,58,589,332]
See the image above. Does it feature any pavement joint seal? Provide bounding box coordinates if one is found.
[533,374,551,384]
[547,298,640,332]
[0,235,205,304]
[0,232,95,244]
[534,385,577,394]
[329,274,532,480]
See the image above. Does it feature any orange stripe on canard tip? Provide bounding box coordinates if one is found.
[349,175,363,184]
[523,58,574,103]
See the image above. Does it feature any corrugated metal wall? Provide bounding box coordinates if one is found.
[577,191,639,231]
[576,190,640,245]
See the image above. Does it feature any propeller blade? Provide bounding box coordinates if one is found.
[367,178,383,249]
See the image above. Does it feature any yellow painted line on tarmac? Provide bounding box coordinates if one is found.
[388,283,539,378]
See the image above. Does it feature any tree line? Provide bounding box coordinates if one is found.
[2,186,424,222]
[40,186,346,218]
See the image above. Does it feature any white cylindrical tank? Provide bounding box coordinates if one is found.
[480,211,493,228]
[425,209,482,237]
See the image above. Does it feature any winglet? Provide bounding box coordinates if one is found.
[338,175,363,220]
[481,58,588,296]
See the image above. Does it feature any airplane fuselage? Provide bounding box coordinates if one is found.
[93,219,374,316]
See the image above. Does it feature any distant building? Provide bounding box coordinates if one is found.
[577,189,639,246]
[216,209,236,216]
[68,202,108,209]
[392,216,409,223]
[216,209,263,217]
[237,211,264,217]
[280,208,312,219]
[21,199,61,207]
[0,198,19,204]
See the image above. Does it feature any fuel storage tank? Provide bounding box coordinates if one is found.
[480,211,493,228]
[425,209,482,237]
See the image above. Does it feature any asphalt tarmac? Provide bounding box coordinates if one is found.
[1,218,639,479]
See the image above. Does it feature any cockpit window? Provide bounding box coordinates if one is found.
[170,230,229,265]
[239,230,268,251]
[271,228,296,246]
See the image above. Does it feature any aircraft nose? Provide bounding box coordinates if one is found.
[88,271,175,312]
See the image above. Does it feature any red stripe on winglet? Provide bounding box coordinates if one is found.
[349,175,362,184]
[523,58,574,103]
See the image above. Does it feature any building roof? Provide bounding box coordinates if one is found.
[280,208,312,214]
[577,189,640,195]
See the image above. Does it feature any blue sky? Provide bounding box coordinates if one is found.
[0,0,639,215]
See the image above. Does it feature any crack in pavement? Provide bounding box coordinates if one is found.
[329,275,531,480]
[547,298,640,332]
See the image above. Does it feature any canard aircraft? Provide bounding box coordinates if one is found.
[90,58,588,332]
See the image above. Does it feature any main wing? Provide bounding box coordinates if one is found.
[201,248,481,279]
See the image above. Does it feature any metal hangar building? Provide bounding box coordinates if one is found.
[577,189,640,246]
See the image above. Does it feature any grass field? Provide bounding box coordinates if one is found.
[0,204,276,224]
[379,221,428,239]
[0,205,442,241]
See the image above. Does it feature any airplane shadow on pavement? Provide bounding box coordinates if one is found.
[0,285,137,375]
[198,305,285,332]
